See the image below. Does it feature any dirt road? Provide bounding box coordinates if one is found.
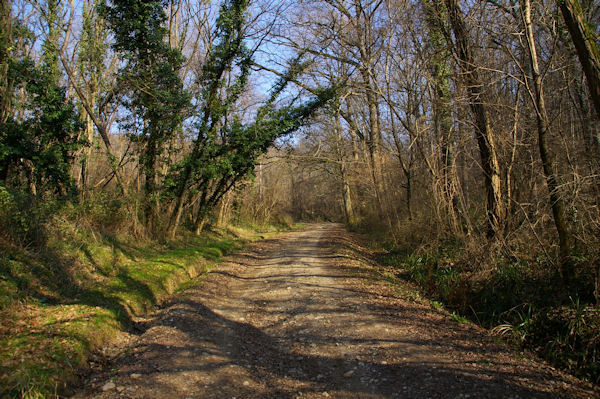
[74,224,597,398]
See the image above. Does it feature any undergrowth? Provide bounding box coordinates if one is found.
[376,239,600,384]
[0,188,277,398]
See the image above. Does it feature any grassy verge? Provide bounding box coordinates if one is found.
[0,221,281,398]
[374,240,600,385]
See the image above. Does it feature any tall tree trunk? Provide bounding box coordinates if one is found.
[143,129,159,230]
[59,55,126,194]
[559,0,600,120]
[79,95,96,192]
[361,72,386,222]
[382,43,415,223]
[444,0,504,238]
[335,111,354,224]
[424,0,459,233]
[353,2,388,225]
[339,159,354,224]
[390,116,414,221]
[522,0,574,281]
[573,77,600,156]
[0,0,13,124]
[217,190,233,227]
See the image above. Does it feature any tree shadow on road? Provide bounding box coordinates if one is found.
[98,294,584,399]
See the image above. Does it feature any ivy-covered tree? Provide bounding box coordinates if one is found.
[166,0,336,237]
[0,1,82,195]
[166,0,252,236]
[100,0,190,227]
[422,0,460,233]
[0,0,12,125]
[77,0,108,191]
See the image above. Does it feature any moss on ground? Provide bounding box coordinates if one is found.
[0,223,275,398]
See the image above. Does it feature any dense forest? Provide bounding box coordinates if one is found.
[1,0,599,396]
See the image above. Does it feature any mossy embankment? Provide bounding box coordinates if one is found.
[0,213,284,398]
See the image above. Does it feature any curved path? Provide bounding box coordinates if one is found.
[73,224,597,398]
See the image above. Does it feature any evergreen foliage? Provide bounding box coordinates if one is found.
[100,0,190,210]
[0,10,82,195]
[166,0,336,234]
[79,1,108,100]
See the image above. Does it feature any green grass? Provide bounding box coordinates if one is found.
[0,222,267,398]
[449,311,469,324]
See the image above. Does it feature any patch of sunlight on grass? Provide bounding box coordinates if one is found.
[0,223,263,397]
[0,304,117,398]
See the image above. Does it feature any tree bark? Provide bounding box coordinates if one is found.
[79,102,94,192]
[0,0,13,124]
[559,0,600,120]
[522,0,574,281]
[359,68,386,222]
[444,0,504,238]
[335,111,355,224]
[59,54,126,194]
[423,0,460,232]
